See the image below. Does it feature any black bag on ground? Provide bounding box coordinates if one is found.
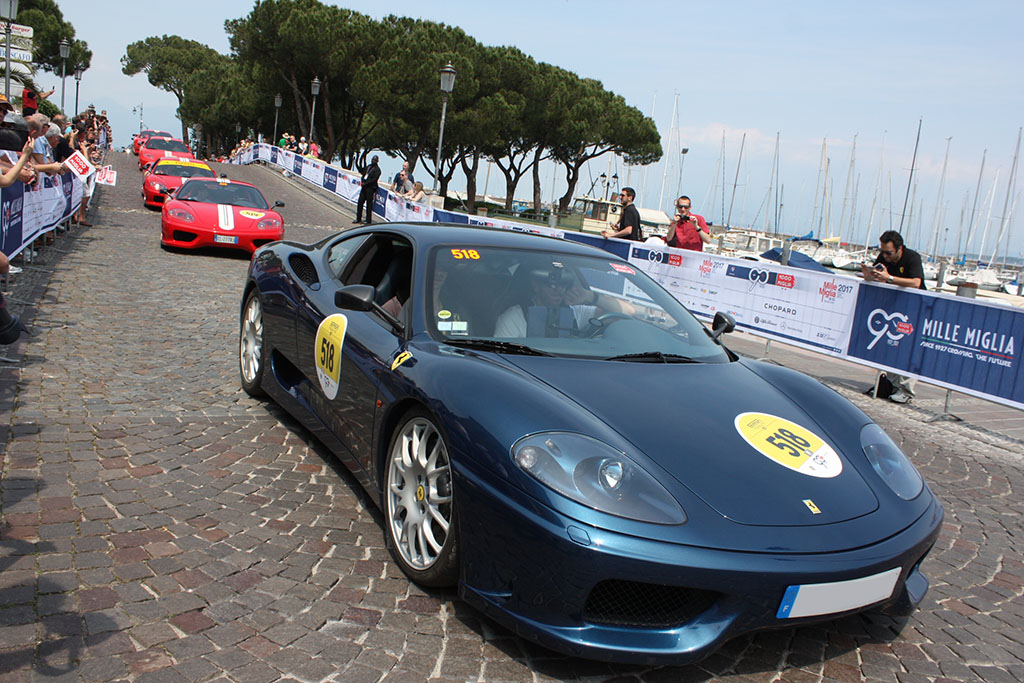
[865,372,895,399]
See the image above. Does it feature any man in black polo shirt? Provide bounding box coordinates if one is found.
[602,186,642,240]
[861,230,926,403]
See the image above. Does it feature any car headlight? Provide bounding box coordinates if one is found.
[860,424,923,500]
[512,432,686,525]
[256,218,281,230]
[167,208,194,222]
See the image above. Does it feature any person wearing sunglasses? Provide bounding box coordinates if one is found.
[666,196,711,251]
[861,230,926,404]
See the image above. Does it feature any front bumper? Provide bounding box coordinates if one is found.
[456,469,943,665]
[160,218,282,255]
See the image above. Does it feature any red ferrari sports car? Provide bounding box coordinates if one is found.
[138,137,195,171]
[132,129,173,155]
[160,178,285,254]
[142,158,215,208]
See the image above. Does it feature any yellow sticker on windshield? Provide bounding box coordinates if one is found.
[239,210,266,219]
[315,314,348,400]
[734,412,842,478]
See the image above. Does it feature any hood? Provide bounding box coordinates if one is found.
[505,356,878,527]
[189,202,279,231]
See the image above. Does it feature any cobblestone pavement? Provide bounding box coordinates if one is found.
[1,152,1023,682]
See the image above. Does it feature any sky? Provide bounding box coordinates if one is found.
[56,0,1024,259]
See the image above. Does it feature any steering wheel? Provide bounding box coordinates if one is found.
[585,312,632,338]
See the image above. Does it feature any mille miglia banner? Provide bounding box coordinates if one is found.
[848,283,1024,409]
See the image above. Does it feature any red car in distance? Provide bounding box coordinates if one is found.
[142,158,216,208]
[161,178,285,254]
[132,129,173,155]
[138,137,194,171]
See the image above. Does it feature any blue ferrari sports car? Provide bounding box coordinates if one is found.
[238,223,942,664]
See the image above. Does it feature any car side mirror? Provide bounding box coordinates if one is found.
[273,200,285,208]
[335,284,375,311]
[157,187,170,195]
[711,311,735,340]
[335,284,405,334]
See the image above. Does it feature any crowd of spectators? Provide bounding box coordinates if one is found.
[0,88,111,279]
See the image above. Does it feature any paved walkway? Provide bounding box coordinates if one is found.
[1,153,1022,682]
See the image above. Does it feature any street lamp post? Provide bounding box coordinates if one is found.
[58,38,70,112]
[273,93,282,145]
[132,103,143,133]
[309,77,320,146]
[676,147,689,197]
[2,0,18,102]
[432,63,456,193]
[73,67,82,114]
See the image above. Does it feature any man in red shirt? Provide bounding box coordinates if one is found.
[20,86,55,117]
[667,195,711,251]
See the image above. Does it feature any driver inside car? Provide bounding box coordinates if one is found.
[494,262,633,338]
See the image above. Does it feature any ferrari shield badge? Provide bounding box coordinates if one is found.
[315,314,348,399]
[734,412,842,478]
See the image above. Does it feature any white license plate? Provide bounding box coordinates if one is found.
[776,567,901,619]
[214,235,238,244]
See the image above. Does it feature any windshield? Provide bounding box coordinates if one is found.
[153,161,214,178]
[426,245,729,362]
[146,138,190,153]
[176,181,269,209]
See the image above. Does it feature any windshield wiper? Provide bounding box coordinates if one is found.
[444,338,553,356]
[603,351,698,363]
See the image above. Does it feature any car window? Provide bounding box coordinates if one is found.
[427,245,729,362]
[176,181,268,208]
[153,162,214,178]
[339,234,414,320]
[326,235,370,279]
[147,138,190,153]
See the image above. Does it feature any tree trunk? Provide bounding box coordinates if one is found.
[462,150,480,214]
[532,147,547,212]
[558,162,582,213]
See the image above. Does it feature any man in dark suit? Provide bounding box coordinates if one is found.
[356,155,381,224]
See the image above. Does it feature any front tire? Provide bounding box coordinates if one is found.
[384,408,458,587]
[239,291,267,397]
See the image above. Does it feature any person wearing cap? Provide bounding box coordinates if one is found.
[0,94,14,113]
[20,86,55,117]
[28,123,67,177]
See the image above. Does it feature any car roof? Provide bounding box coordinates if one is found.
[341,222,615,258]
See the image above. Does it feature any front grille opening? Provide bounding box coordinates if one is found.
[583,580,720,629]
[289,254,319,285]
[172,230,197,242]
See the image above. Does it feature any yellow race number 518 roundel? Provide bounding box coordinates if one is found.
[315,314,348,400]
[734,412,842,478]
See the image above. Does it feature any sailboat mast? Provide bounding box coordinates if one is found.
[862,132,886,250]
[929,137,952,259]
[726,133,746,230]
[838,134,857,243]
[640,92,656,202]
[810,139,825,232]
[658,92,678,212]
[763,133,778,233]
[989,127,1021,266]
[898,118,922,234]
[977,169,1000,264]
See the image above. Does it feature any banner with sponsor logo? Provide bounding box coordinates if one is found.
[0,172,82,259]
[848,284,1024,409]
[624,244,860,355]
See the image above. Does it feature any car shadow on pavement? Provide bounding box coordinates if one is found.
[159,244,254,261]
[0,475,118,678]
[251,400,916,677]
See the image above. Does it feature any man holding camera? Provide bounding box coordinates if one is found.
[602,187,643,240]
[667,196,711,251]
